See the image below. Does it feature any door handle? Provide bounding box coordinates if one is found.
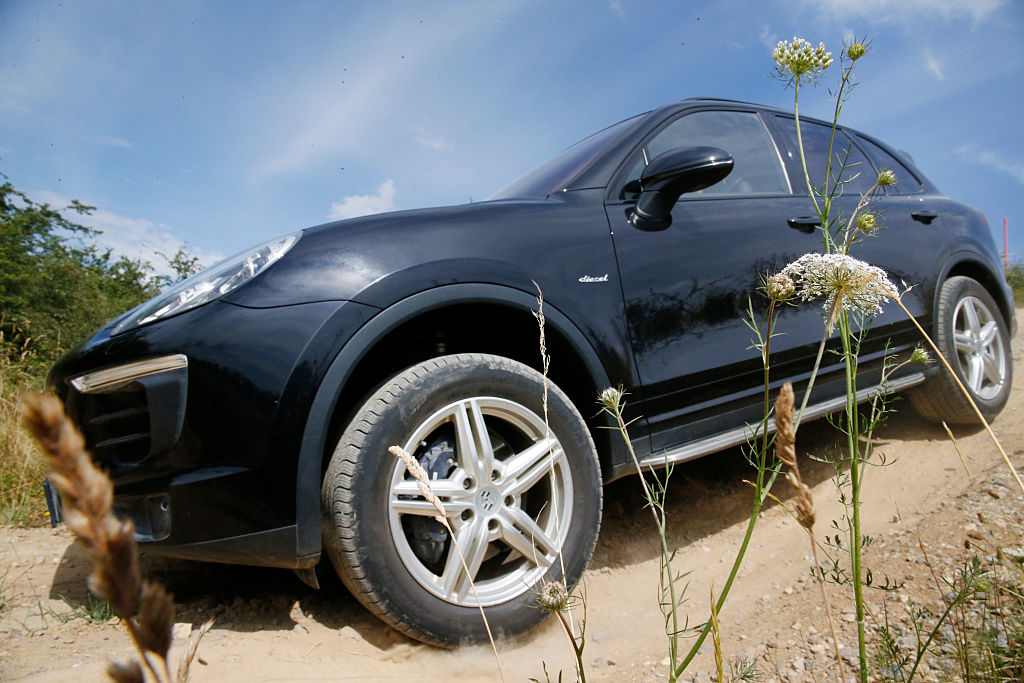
[787,217,820,233]
[911,210,938,225]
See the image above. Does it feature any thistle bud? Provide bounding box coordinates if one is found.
[846,42,868,61]
[877,169,897,187]
[599,387,624,412]
[765,273,796,302]
[856,213,877,234]
[537,580,569,612]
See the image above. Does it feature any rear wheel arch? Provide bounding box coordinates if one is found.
[294,284,614,559]
[939,256,1014,329]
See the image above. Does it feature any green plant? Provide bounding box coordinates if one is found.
[1005,262,1024,302]
[0,335,49,525]
[58,593,116,623]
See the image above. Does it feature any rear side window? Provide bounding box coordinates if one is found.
[620,110,790,199]
[773,117,876,196]
[854,135,924,194]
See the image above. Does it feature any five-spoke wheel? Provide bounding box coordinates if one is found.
[321,354,601,647]
[911,276,1013,423]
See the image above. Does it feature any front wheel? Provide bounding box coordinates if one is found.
[910,276,1013,424]
[321,353,602,647]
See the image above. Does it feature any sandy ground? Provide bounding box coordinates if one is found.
[3,314,1024,682]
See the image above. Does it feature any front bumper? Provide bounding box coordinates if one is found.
[49,298,379,568]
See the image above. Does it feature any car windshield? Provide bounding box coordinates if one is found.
[488,114,645,200]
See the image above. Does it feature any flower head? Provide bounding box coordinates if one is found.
[773,38,833,86]
[846,42,868,61]
[780,253,898,330]
[910,345,932,364]
[877,169,897,187]
[856,212,877,235]
[765,272,796,302]
[599,386,624,412]
[536,580,569,612]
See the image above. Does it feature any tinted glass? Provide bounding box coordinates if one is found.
[773,117,876,196]
[489,115,644,200]
[621,110,789,199]
[855,135,923,194]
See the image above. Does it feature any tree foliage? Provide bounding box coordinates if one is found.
[0,173,192,368]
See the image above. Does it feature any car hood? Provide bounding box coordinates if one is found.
[221,196,573,310]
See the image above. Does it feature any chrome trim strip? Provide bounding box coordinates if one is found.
[70,354,188,394]
[638,372,926,469]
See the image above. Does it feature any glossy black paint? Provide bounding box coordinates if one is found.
[48,98,1014,570]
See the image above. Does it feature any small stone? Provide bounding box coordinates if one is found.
[591,658,606,668]
[784,586,794,595]
[172,623,192,640]
[661,656,671,666]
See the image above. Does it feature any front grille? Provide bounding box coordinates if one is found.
[69,385,152,466]
[63,355,189,474]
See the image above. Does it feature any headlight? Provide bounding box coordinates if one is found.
[113,232,300,334]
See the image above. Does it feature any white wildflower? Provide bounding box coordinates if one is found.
[772,38,833,85]
[765,272,796,302]
[780,253,898,330]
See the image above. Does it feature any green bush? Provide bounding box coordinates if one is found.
[0,172,198,525]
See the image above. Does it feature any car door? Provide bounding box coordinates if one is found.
[606,107,828,454]
[765,115,935,363]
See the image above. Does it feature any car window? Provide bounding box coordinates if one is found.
[772,116,876,196]
[619,110,790,200]
[489,114,645,200]
[854,135,924,194]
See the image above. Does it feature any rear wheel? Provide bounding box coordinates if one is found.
[910,276,1013,424]
[321,353,602,646]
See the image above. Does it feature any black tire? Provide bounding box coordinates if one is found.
[910,276,1013,424]
[321,353,602,647]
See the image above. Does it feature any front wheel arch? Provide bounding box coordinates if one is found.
[294,284,614,561]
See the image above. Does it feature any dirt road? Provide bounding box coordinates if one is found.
[3,317,1024,682]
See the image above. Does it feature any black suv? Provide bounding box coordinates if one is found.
[49,99,1015,646]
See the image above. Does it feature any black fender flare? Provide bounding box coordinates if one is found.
[935,250,1016,333]
[293,283,612,560]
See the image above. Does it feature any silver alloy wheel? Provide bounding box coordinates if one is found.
[952,295,1007,400]
[388,396,573,607]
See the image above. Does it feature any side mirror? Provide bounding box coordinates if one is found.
[628,146,734,231]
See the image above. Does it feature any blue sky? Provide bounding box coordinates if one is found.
[1,0,1022,275]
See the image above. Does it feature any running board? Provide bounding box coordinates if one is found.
[637,372,926,470]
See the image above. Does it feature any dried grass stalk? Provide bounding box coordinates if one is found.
[176,619,214,683]
[20,392,142,618]
[774,383,815,531]
[774,382,844,682]
[21,392,210,683]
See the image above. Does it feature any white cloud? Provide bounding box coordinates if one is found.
[793,0,1007,24]
[760,25,778,51]
[957,145,1024,185]
[608,1,626,21]
[31,190,222,277]
[328,179,396,220]
[88,135,133,149]
[924,48,945,81]
[415,127,454,152]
